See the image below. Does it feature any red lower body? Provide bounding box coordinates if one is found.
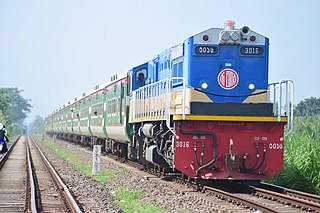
[174,120,285,180]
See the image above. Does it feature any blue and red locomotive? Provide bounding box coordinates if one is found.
[46,21,294,182]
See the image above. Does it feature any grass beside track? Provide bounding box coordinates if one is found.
[115,188,167,213]
[267,116,320,195]
[38,136,167,212]
[41,138,114,182]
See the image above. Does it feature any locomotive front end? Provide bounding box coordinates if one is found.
[128,21,293,182]
[172,21,293,181]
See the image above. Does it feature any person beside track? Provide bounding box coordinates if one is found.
[0,123,9,154]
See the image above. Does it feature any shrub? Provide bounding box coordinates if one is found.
[267,116,320,195]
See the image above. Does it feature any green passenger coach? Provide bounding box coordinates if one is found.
[46,71,132,157]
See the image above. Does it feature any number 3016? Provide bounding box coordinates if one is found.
[240,46,263,55]
[176,141,189,148]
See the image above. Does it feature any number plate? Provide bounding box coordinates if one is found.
[194,46,218,55]
[240,46,264,55]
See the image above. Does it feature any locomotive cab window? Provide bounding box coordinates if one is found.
[172,60,183,86]
[135,68,147,86]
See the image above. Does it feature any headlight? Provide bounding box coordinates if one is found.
[221,31,230,41]
[230,32,240,41]
[201,82,208,89]
[248,83,255,90]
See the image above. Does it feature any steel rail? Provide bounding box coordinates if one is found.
[284,188,320,204]
[203,186,277,213]
[26,137,38,212]
[261,182,320,204]
[253,186,320,212]
[30,137,82,213]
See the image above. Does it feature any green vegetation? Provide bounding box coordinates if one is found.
[42,138,114,182]
[29,115,45,134]
[0,87,32,135]
[294,97,320,117]
[267,116,320,195]
[115,188,167,213]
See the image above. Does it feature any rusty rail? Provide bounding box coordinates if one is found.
[30,137,83,212]
[26,137,38,212]
[203,186,277,213]
[252,185,320,212]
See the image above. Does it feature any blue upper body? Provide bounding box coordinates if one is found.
[132,23,269,103]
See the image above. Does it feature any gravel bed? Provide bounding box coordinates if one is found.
[38,136,250,213]
[37,140,121,212]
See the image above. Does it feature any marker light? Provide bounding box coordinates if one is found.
[202,34,209,42]
[250,35,256,42]
[225,20,235,30]
[201,82,208,89]
[248,83,255,90]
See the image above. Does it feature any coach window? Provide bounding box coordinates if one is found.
[136,68,147,86]
[93,104,102,116]
[113,99,116,114]
[110,99,113,114]
[81,108,89,118]
[107,100,110,116]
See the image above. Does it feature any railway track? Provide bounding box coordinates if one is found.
[259,182,320,205]
[168,172,320,212]
[201,184,320,212]
[0,136,82,212]
[250,183,320,212]
[106,148,320,212]
[0,136,25,212]
[108,149,320,212]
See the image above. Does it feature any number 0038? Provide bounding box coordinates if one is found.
[195,46,218,55]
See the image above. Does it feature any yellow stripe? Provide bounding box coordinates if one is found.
[129,117,166,123]
[173,115,288,122]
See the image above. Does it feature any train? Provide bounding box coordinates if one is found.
[45,21,294,183]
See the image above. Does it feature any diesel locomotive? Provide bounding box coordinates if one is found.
[45,21,294,182]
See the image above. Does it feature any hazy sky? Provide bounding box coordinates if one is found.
[0,0,319,123]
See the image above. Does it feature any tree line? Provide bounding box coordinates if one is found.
[294,97,320,117]
[0,88,32,135]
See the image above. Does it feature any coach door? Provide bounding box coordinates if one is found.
[119,82,124,124]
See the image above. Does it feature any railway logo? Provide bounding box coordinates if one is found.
[218,69,239,90]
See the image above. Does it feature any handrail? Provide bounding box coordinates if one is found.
[268,79,294,135]
[166,77,186,134]
[131,77,186,135]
